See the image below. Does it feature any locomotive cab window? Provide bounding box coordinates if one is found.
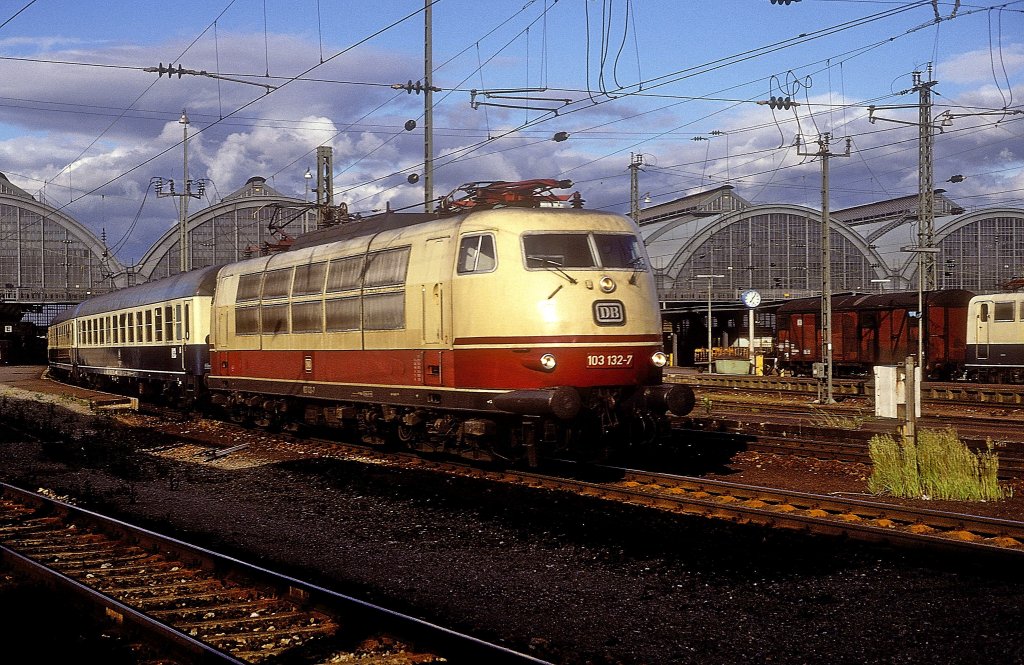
[523,232,643,270]
[457,234,496,274]
[994,301,1015,322]
[593,233,643,269]
[524,233,595,269]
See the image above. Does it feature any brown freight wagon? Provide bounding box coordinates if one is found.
[775,290,974,380]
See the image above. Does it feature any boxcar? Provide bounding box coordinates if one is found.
[776,290,974,380]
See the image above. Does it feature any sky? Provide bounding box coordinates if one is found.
[1,0,1022,265]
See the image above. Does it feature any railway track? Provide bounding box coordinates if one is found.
[667,371,1024,410]
[467,464,1024,559]
[199,436,1024,561]
[673,407,1024,479]
[0,482,549,665]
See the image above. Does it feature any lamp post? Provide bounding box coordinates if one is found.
[697,274,724,372]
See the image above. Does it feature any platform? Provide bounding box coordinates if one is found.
[0,365,138,412]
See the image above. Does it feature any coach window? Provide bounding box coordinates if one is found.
[145,310,153,342]
[457,234,496,274]
[185,304,190,340]
[119,313,126,343]
[994,301,1014,322]
[164,306,173,340]
[126,312,134,343]
[175,304,182,340]
[136,310,144,342]
[154,308,163,342]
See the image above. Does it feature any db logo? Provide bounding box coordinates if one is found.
[593,300,626,326]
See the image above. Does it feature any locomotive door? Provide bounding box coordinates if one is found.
[975,300,993,360]
[421,236,449,345]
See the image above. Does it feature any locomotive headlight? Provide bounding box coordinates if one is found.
[599,276,616,293]
[540,353,557,370]
[651,351,669,367]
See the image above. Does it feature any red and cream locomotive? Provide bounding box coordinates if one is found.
[48,180,695,464]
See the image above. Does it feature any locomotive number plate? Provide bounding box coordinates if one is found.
[586,353,634,368]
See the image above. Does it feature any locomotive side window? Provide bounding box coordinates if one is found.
[364,247,411,287]
[325,297,360,331]
[327,256,363,292]
[235,306,260,335]
[237,273,263,302]
[593,233,642,269]
[291,301,323,333]
[260,303,288,335]
[524,233,595,268]
[457,234,496,274]
[994,301,1014,322]
[293,261,327,296]
[262,268,293,299]
[363,292,406,330]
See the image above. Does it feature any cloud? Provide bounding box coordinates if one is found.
[939,43,1024,86]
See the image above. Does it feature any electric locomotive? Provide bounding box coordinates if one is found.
[47,179,694,464]
[965,291,1024,383]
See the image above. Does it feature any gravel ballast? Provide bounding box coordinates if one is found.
[1,397,1024,664]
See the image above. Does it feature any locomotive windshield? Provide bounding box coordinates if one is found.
[523,232,643,270]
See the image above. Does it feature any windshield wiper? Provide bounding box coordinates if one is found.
[527,256,578,284]
[627,256,647,285]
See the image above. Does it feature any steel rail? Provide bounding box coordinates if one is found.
[0,482,551,665]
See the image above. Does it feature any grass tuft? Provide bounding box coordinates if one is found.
[867,428,1005,501]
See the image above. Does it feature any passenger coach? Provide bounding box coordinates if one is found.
[47,266,218,402]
